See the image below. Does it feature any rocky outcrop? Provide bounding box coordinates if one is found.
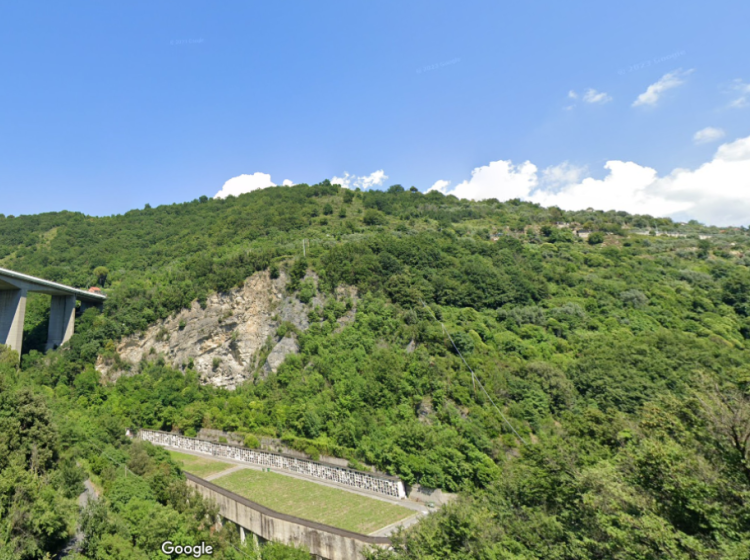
[263,337,299,375]
[407,484,457,507]
[96,271,353,389]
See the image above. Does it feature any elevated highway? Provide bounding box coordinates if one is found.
[0,267,105,357]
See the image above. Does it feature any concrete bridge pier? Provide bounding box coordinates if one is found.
[0,267,106,359]
[46,295,76,350]
[0,288,27,355]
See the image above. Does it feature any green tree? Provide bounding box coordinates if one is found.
[94,266,109,287]
[363,209,386,226]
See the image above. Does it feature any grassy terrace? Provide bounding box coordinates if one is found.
[211,468,413,534]
[168,450,233,478]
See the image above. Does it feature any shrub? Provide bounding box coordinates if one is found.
[298,279,316,304]
[156,327,169,342]
[269,262,280,279]
[244,434,260,449]
[450,331,474,355]
[499,305,547,326]
[276,321,299,339]
[363,209,386,226]
[347,458,368,471]
[620,289,649,309]
[588,232,605,244]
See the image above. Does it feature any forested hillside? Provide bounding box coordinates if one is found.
[2,183,750,559]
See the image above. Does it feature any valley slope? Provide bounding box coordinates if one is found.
[2,183,750,559]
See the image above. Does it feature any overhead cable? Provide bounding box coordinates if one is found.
[420,300,528,445]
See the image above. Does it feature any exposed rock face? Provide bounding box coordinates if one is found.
[417,396,434,424]
[263,337,299,376]
[406,339,416,354]
[96,271,350,389]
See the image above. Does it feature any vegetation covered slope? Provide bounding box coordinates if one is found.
[2,183,750,559]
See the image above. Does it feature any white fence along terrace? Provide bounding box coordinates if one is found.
[139,429,407,499]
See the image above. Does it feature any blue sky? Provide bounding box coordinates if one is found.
[1,1,749,224]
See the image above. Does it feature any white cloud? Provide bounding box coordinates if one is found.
[360,170,388,189]
[568,90,578,100]
[434,160,538,201]
[428,179,451,194]
[729,79,750,108]
[331,173,351,188]
[213,173,295,198]
[214,172,276,198]
[693,127,725,145]
[434,135,750,225]
[633,69,693,107]
[540,162,588,190]
[331,170,389,190]
[582,88,612,104]
[655,136,750,224]
[531,161,689,217]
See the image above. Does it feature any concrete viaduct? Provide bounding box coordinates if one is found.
[0,267,106,356]
[185,472,391,560]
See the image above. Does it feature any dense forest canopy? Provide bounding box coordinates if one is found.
[2,183,750,559]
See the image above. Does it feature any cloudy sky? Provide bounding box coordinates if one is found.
[1,1,749,225]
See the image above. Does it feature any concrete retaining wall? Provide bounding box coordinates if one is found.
[198,428,356,469]
[186,472,390,560]
[140,429,406,499]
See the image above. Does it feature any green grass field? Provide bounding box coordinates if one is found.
[212,468,413,534]
[168,451,232,478]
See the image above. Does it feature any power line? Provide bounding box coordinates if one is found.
[419,300,528,445]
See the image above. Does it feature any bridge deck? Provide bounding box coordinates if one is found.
[0,267,106,302]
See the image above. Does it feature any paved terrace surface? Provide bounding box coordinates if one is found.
[187,472,394,560]
[141,429,406,499]
[166,445,429,514]
[202,461,426,537]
